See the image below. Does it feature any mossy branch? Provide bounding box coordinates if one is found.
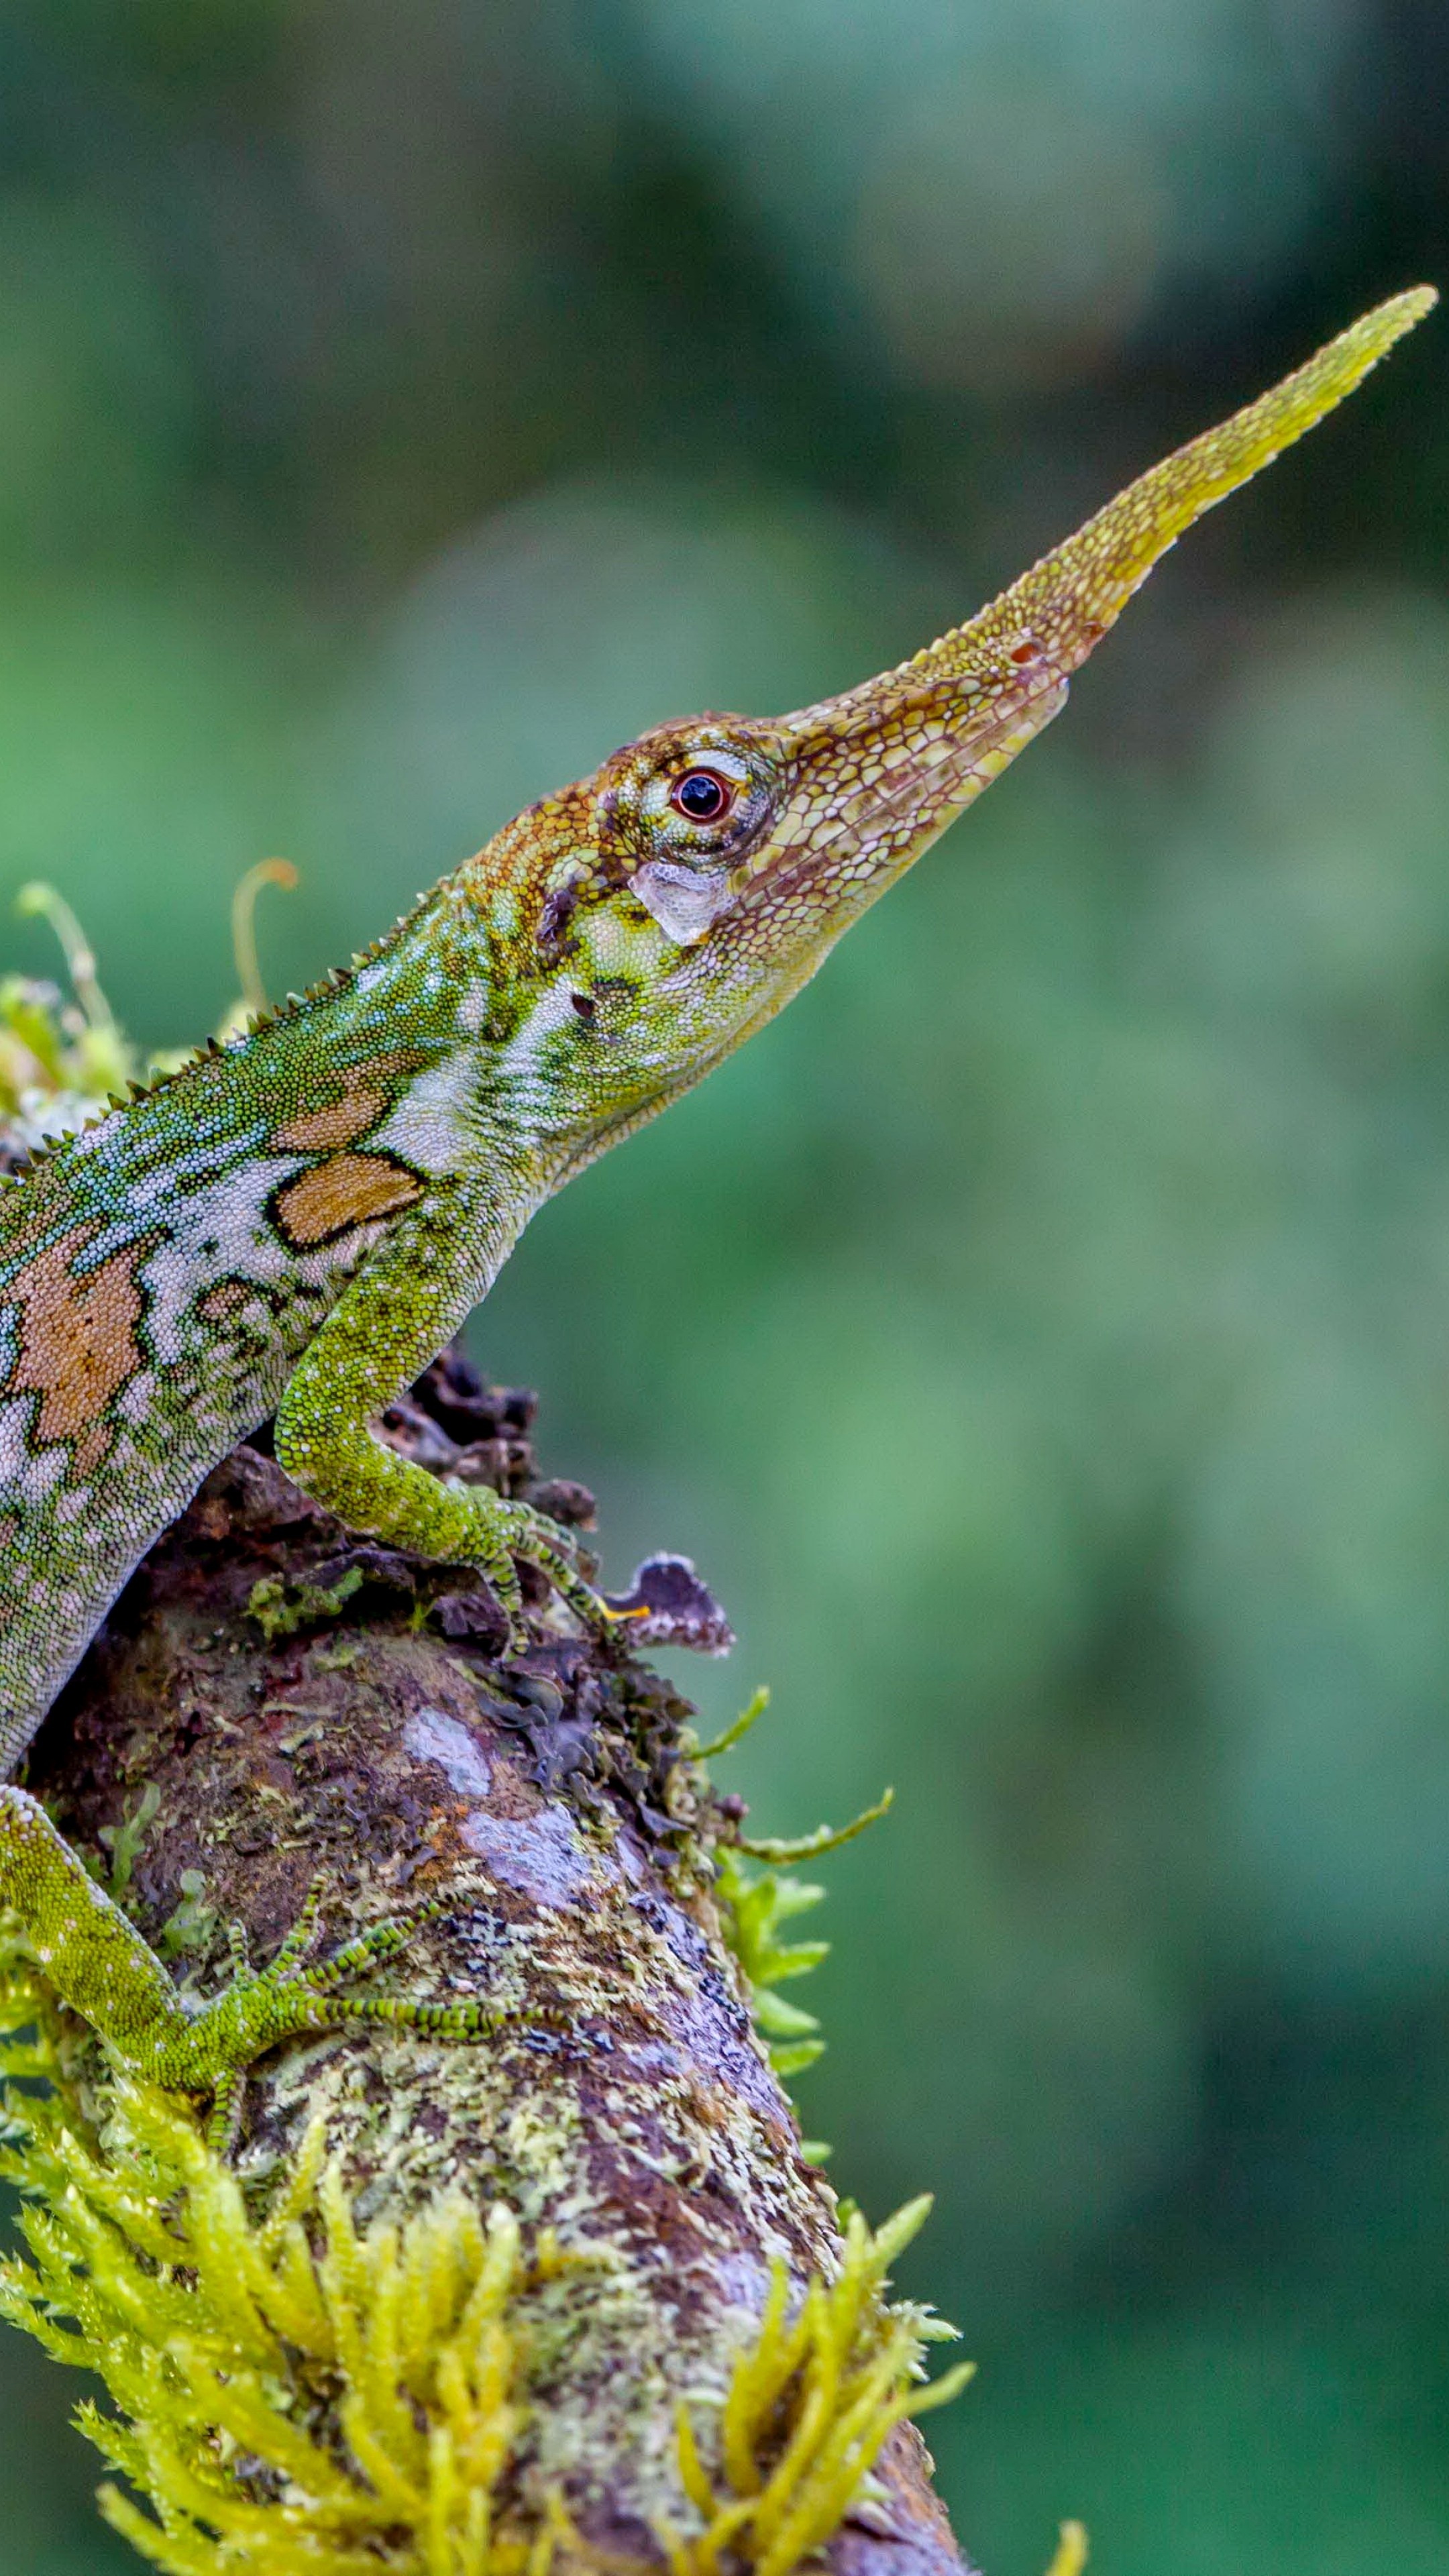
[0,1395,979,2575]
[0,1974,969,2576]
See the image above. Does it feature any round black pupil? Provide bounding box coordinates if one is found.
[677,770,727,820]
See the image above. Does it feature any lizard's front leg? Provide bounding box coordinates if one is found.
[273,1187,605,1653]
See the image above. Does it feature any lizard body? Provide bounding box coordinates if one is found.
[0,288,1433,2113]
[0,892,558,1762]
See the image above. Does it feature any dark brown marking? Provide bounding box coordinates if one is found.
[273,1153,422,1248]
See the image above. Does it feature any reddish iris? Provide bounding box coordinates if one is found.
[671,768,733,823]
[1009,640,1040,665]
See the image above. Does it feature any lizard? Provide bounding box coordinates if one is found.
[0,285,1434,2129]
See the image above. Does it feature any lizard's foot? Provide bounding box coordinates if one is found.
[462,1489,616,1656]
[0,1789,502,2151]
[178,1892,505,2146]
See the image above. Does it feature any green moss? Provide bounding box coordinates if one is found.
[2,882,134,1112]
[734,1790,893,1868]
[91,1782,164,1902]
[713,1849,830,2083]
[711,1748,895,2127]
[0,1949,566,2574]
[0,1944,975,2576]
[246,1566,367,1644]
[660,2196,973,2576]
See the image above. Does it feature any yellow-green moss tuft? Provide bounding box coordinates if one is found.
[0,1949,973,2576]
[659,2196,973,2576]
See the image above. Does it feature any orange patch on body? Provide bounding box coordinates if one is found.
[71,1421,113,1478]
[272,1084,387,1154]
[273,1152,421,1248]
[1,1220,155,1462]
[197,1278,254,1325]
[270,1052,428,1155]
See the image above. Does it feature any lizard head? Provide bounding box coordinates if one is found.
[464,289,1432,1181]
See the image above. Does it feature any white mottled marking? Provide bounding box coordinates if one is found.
[370,1055,478,1175]
[139,1157,305,1363]
[117,1371,158,1428]
[0,1397,36,1487]
[18,1444,66,1507]
[455,981,490,1036]
[486,983,586,1130]
[125,1126,270,1210]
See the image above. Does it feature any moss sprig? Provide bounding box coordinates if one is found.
[659,2195,972,2576]
[711,1739,892,2114]
[713,1849,830,2084]
[246,1564,367,1643]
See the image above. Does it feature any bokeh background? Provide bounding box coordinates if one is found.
[1,1,1448,2568]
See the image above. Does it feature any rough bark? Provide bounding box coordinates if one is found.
[23,1346,971,2576]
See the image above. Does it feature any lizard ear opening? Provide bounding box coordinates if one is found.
[629,857,736,947]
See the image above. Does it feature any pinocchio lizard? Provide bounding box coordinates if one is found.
[0,288,1434,2127]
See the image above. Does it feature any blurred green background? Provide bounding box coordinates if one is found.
[1,1,1448,2568]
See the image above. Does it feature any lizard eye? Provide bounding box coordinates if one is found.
[670,768,735,824]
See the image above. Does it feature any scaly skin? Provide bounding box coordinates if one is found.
[0,287,1434,2113]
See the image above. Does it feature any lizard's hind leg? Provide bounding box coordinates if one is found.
[0,1785,184,2057]
[0,1788,488,2146]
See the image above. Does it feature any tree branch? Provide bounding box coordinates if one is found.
[3,1344,975,2575]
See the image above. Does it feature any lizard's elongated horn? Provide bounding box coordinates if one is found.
[753,287,1436,934]
[912,284,1438,690]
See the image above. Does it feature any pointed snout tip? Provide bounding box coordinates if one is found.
[1383,282,1438,329]
[945,281,1441,680]
[1343,282,1437,376]
[783,284,1440,765]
